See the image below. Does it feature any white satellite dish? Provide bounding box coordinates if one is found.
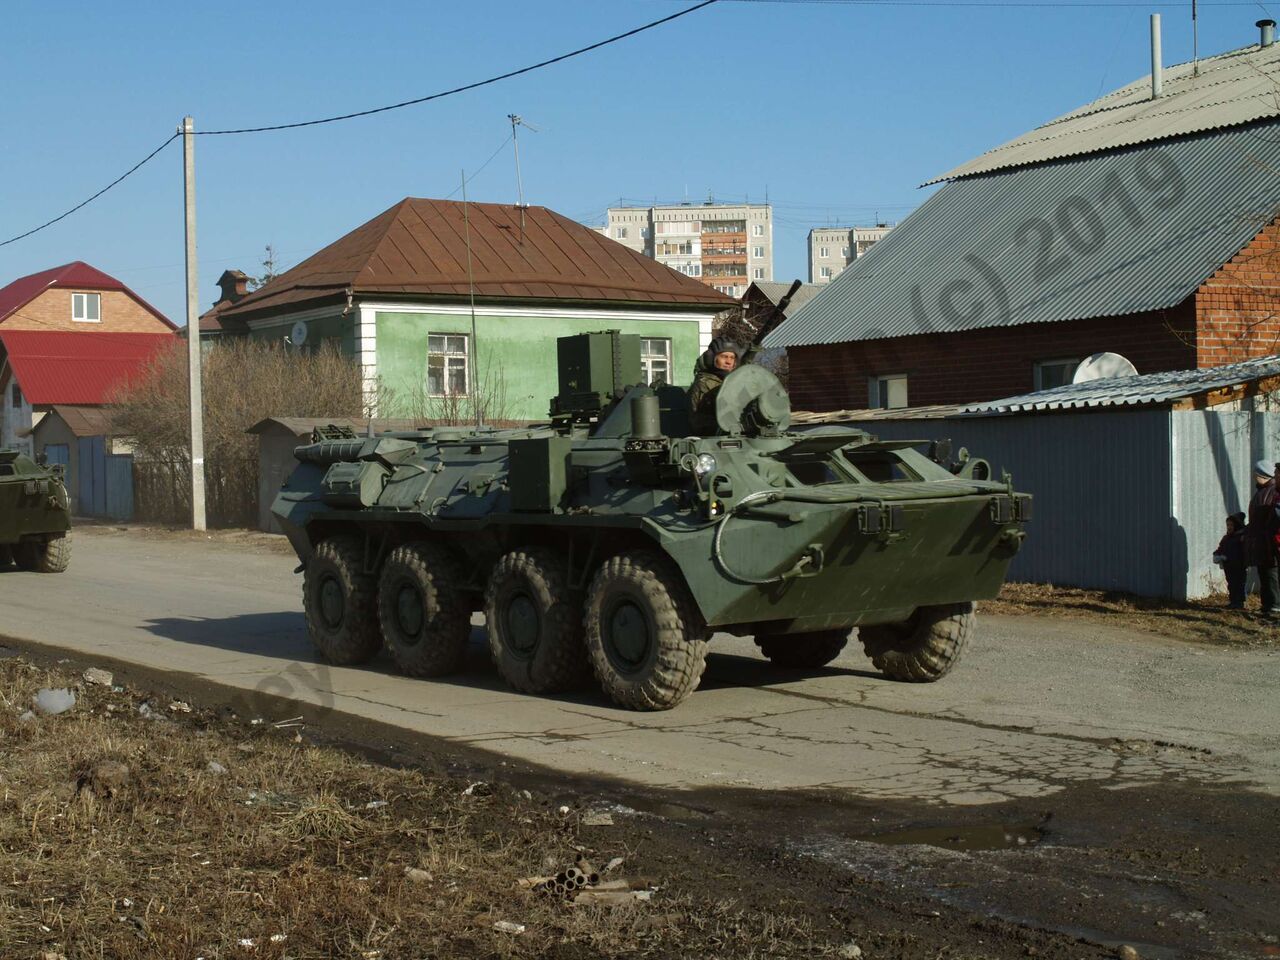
[1072,351,1138,383]
[290,320,309,347]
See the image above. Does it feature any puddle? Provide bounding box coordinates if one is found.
[852,821,1045,851]
[621,797,710,821]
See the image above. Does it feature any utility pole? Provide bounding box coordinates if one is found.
[507,113,538,236]
[181,116,207,531]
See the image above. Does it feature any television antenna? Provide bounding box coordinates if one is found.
[508,114,539,209]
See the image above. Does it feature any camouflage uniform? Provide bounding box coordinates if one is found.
[687,337,744,435]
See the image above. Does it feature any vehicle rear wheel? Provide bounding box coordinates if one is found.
[754,628,850,668]
[14,535,71,574]
[584,551,706,711]
[859,601,975,682]
[486,547,589,693]
[303,536,381,665]
[378,541,470,677]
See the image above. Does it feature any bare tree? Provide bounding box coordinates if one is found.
[112,339,365,525]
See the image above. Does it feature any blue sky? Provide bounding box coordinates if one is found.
[0,0,1268,324]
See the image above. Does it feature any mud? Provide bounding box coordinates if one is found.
[6,633,1276,959]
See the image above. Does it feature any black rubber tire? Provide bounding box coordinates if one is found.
[584,550,706,711]
[377,541,470,677]
[754,628,851,668]
[859,601,975,682]
[14,536,71,574]
[486,547,589,693]
[303,536,381,665]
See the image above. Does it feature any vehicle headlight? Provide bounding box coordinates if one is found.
[694,453,717,479]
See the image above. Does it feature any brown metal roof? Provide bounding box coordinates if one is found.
[222,199,735,320]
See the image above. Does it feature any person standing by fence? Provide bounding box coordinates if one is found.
[1245,460,1280,616]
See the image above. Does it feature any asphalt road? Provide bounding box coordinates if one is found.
[2,525,1277,804]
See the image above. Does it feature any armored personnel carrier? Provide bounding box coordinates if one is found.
[273,332,1029,711]
[0,449,72,573]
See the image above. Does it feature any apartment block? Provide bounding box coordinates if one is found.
[808,224,892,284]
[600,202,773,299]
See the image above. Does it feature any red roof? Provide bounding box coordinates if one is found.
[0,330,175,405]
[0,261,176,330]
[221,198,736,320]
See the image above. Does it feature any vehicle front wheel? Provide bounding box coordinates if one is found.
[378,542,471,677]
[486,547,588,693]
[754,628,850,668]
[859,601,975,682]
[584,551,706,711]
[303,536,381,665]
[14,535,71,574]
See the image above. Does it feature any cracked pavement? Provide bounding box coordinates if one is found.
[1,525,1275,806]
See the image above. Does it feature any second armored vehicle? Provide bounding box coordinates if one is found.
[0,449,72,573]
[274,332,1029,710]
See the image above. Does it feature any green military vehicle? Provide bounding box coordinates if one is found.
[0,449,72,573]
[273,332,1029,711]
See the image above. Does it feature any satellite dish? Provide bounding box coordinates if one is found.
[290,320,309,347]
[1072,352,1138,384]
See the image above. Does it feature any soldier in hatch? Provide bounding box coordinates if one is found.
[688,337,745,435]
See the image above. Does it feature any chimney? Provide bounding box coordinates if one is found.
[1259,18,1276,47]
[216,269,251,305]
[1151,14,1163,100]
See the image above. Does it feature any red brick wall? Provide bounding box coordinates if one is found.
[1195,219,1280,366]
[788,304,1196,411]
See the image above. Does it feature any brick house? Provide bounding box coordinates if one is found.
[0,261,176,451]
[766,26,1280,410]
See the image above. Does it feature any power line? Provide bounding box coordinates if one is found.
[196,1,719,136]
[0,133,179,249]
[445,135,515,200]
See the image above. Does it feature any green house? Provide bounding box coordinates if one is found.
[212,198,734,421]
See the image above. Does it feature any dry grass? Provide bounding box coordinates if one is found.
[0,657,833,959]
[987,582,1280,647]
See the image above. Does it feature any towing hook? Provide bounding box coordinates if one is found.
[780,544,825,581]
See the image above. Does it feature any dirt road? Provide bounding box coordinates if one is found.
[2,526,1277,957]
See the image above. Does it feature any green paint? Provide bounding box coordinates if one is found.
[374,310,705,421]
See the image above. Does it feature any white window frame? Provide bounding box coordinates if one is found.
[614,226,629,239]
[426,333,470,397]
[820,266,833,279]
[72,291,101,323]
[752,245,764,258]
[818,246,829,258]
[1033,358,1081,391]
[753,267,764,279]
[640,337,672,385]
[868,374,908,410]
[752,224,764,236]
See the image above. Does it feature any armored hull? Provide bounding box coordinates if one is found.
[274,333,1029,710]
[0,450,72,573]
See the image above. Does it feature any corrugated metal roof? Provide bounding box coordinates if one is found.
[963,354,1280,413]
[930,41,1280,183]
[221,199,735,321]
[0,261,176,330]
[0,331,174,405]
[749,280,823,316]
[764,121,1280,349]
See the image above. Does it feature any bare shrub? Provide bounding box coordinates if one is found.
[112,339,364,526]
[379,359,519,427]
